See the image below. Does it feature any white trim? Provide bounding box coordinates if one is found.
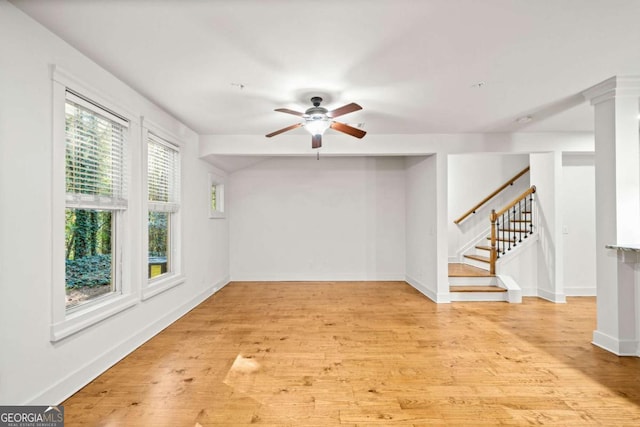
[51,294,138,341]
[537,287,566,303]
[582,75,640,106]
[66,91,129,127]
[230,273,406,282]
[496,274,522,303]
[520,287,538,297]
[31,278,230,405]
[51,72,140,342]
[142,273,186,300]
[405,275,450,303]
[51,65,138,125]
[142,117,184,148]
[455,224,492,262]
[564,287,597,296]
[592,330,639,357]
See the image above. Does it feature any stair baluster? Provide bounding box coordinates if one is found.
[468,186,536,276]
[507,210,512,252]
[518,199,523,243]
[512,205,517,247]
[489,210,497,275]
[529,192,534,235]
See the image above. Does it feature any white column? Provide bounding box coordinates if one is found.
[583,76,640,356]
[436,153,451,302]
[529,152,565,302]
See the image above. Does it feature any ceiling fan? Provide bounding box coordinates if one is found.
[266,96,366,149]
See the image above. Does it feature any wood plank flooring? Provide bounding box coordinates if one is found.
[62,281,640,426]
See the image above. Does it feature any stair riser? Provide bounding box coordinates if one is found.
[450,292,509,302]
[448,276,500,286]
[463,257,490,271]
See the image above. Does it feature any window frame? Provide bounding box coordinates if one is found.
[51,67,138,342]
[208,173,225,219]
[141,121,184,300]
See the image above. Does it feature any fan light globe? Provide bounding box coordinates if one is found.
[305,117,331,136]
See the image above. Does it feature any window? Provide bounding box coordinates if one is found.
[209,174,225,218]
[147,133,180,281]
[142,127,184,299]
[64,92,127,310]
[51,67,138,341]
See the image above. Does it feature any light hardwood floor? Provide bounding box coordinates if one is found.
[62,282,640,426]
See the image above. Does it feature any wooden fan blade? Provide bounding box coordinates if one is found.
[265,122,303,137]
[327,103,362,118]
[275,108,305,117]
[312,134,322,149]
[330,121,366,139]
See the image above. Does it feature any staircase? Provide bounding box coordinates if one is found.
[449,263,507,302]
[450,167,535,303]
[449,263,522,302]
[462,187,536,273]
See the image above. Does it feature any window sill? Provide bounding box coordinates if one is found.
[51,293,138,342]
[142,273,185,301]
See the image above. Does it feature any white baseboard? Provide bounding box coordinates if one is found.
[405,275,450,303]
[537,288,566,303]
[27,277,230,405]
[230,273,406,282]
[592,330,639,356]
[564,287,596,296]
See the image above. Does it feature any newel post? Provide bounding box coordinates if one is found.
[489,209,497,275]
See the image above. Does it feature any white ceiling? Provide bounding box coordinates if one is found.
[11,0,640,136]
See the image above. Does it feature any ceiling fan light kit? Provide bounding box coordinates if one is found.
[266,96,366,149]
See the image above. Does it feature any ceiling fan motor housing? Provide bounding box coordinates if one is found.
[306,97,328,117]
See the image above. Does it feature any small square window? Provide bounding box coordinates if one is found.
[209,174,225,218]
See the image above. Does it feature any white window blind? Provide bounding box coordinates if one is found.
[148,133,180,212]
[65,91,128,208]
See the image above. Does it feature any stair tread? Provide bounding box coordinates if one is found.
[464,254,491,263]
[487,237,516,242]
[500,228,530,232]
[448,263,494,277]
[475,245,492,251]
[510,220,531,223]
[450,285,507,293]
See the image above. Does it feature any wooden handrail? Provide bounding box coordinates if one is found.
[453,166,530,224]
[489,185,536,275]
[494,185,536,217]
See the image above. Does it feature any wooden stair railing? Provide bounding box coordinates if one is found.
[487,185,536,274]
[454,166,530,224]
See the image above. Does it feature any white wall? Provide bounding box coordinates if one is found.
[0,1,229,404]
[229,157,405,281]
[562,153,596,295]
[405,155,445,301]
[448,153,530,260]
[529,152,564,302]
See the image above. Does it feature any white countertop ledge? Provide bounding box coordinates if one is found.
[606,244,640,252]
